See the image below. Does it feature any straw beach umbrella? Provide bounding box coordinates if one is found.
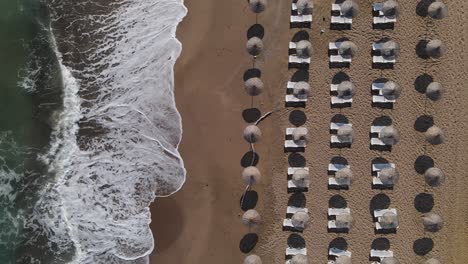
[336,213,353,229]
[379,212,399,229]
[337,125,354,143]
[425,126,444,145]
[382,81,402,99]
[244,254,262,264]
[379,126,400,145]
[242,166,261,185]
[296,0,313,15]
[243,125,262,143]
[424,167,445,187]
[381,40,400,58]
[425,39,446,58]
[293,82,310,99]
[382,0,400,17]
[296,40,312,58]
[338,41,358,58]
[291,211,310,230]
[335,256,351,264]
[292,169,310,187]
[244,77,264,96]
[428,2,448,19]
[341,0,359,18]
[337,81,354,97]
[246,37,264,56]
[381,257,400,264]
[249,0,267,13]
[426,82,443,101]
[379,167,399,185]
[424,258,441,264]
[423,213,444,232]
[335,167,353,185]
[242,209,262,227]
[292,127,308,143]
[290,254,308,264]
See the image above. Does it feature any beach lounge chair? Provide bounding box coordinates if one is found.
[290,14,313,23]
[286,206,309,215]
[329,247,352,258]
[330,3,353,25]
[370,249,394,259]
[328,163,351,187]
[288,179,310,190]
[372,43,396,65]
[329,42,352,64]
[285,94,307,104]
[289,55,311,65]
[285,128,307,150]
[374,208,398,230]
[288,167,309,175]
[328,208,351,231]
[372,82,396,104]
[372,163,396,186]
[330,123,353,144]
[372,3,397,25]
[286,247,307,257]
[331,96,353,105]
[370,126,386,146]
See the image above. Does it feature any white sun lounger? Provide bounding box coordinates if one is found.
[289,42,297,49]
[330,84,339,91]
[287,206,309,214]
[373,96,396,103]
[371,126,385,133]
[328,177,339,186]
[289,55,311,64]
[328,208,350,216]
[372,82,385,91]
[373,56,396,64]
[374,208,397,218]
[371,249,394,259]
[287,81,296,90]
[285,95,307,103]
[288,179,310,189]
[328,163,350,171]
[286,247,307,256]
[371,138,386,146]
[331,96,352,105]
[286,127,308,136]
[331,16,352,24]
[285,139,307,149]
[291,15,313,23]
[372,163,395,172]
[330,123,352,131]
[330,55,352,63]
[288,167,309,175]
[292,3,298,10]
[329,248,352,257]
[373,4,397,24]
[329,42,342,50]
[372,43,383,51]
[332,3,341,12]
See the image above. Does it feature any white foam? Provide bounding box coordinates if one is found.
[32,0,188,263]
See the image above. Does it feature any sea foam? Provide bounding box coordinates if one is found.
[31,0,187,263]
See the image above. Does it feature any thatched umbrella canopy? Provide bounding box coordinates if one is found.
[244,254,262,264]
[290,254,308,264]
[292,169,310,187]
[292,127,308,143]
[335,167,353,185]
[338,41,358,58]
[424,258,441,264]
[341,0,359,18]
[426,82,443,101]
[425,126,444,145]
[246,37,264,56]
[379,212,399,229]
[423,213,444,232]
[249,0,267,13]
[296,0,313,15]
[337,125,354,143]
[381,40,400,58]
[242,209,262,227]
[337,81,355,97]
[381,257,400,264]
[424,167,445,187]
[425,39,446,58]
[243,125,262,143]
[242,166,262,185]
[379,126,400,145]
[296,40,312,59]
[291,211,310,230]
[244,77,264,96]
[382,81,402,99]
[293,82,310,99]
[428,2,448,19]
[382,0,400,18]
[336,212,353,229]
[335,256,351,264]
[379,167,400,185]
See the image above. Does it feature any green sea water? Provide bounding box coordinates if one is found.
[0,0,62,262]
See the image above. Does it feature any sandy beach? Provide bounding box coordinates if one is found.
[150,0,468,263]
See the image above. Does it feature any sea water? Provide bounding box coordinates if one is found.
[0,0,187,263]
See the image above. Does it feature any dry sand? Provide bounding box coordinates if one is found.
[150,0,468,263]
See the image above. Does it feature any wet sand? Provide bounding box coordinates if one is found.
[150,0,468,263]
